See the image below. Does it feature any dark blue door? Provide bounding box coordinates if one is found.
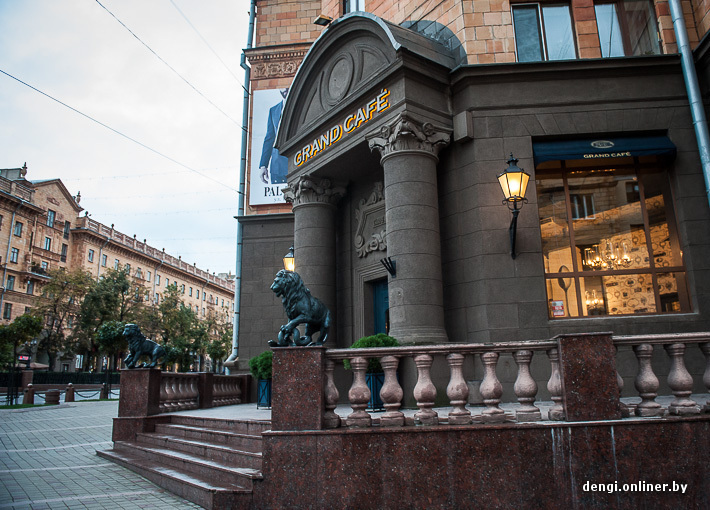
[373,279,389,334]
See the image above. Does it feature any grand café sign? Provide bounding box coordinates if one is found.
[294,89,391,167]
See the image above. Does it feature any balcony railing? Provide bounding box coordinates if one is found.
[322,333,709,428]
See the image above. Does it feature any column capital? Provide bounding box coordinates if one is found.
[367,113,451,162]
[283,175,346,208]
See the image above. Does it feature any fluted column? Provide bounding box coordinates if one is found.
[367,114,451,344]
[284,176,345,345]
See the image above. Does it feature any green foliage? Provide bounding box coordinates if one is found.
[249,350,273,380]
[34,267,94,370]
[159,285,199,371]
[343,333,399,373]
[0,313,43,367]
[95,320,127,357]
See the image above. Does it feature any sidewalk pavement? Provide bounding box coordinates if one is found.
[0,401,200,510]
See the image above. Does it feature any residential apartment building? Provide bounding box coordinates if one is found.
[232,0,710,392]
[0,165,235,369]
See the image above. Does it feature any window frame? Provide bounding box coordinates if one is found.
[536,157,689,318]
[13,222,22,237]
[47,209,56,228]
[44,237,52,251]
[10,248,19,263]
[3,303,12,320]
[512,2,578,62]
[88,249,95,263]
[594,0,661,58]
[6,275,15,291]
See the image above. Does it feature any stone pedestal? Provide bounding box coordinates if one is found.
[113,368,163,441]
[272,347,327,431]
[21,369,33,389]
[557,333,622,421]
[368,114,451,344]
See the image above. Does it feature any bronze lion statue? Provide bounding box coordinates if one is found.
[269,270,331,347]
[123,323,166,368]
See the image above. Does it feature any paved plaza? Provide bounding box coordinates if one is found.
[0,401,199,509]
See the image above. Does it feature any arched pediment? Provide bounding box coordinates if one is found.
[276,13,460,163]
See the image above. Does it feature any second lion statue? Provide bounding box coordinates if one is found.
[269,269,331,347]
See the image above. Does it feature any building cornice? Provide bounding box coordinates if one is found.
[246,43,311,80]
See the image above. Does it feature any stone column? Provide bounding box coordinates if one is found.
[367,113,450,343]
[284,176,345,344]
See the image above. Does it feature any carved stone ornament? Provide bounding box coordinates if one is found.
[246,46,309,80]
[367,113,451,160]
[283,176,346,208]
[354,182,386,258]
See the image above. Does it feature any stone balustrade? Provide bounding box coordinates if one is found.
[158,372,243,413]
[319,332,710,429]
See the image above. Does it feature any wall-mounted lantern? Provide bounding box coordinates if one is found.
[497,153,530,259]
[283,246,295,272]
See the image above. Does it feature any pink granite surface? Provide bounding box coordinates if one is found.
[272,347,326,431]
[557,333,623,421]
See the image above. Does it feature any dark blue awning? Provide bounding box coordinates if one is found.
[533,136,676,165]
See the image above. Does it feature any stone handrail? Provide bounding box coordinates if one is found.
[320,333,710,429]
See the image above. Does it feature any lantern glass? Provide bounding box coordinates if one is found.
[498,168,530,201]
[283,246,295,272]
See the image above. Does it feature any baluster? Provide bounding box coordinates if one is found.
[233,376,242,404]
[413,354,438,426]
[615,346,631,418]
[665,343,700,415]
[188,377,199,409]
[480,352,505,423]
[323,359,341,429]
[347,357,372,428]
[213,378,222,406]
[547,348,565,421]
[446,353,471,425]
[177,377,189,410]
[164,375,176,412]
[701,343,710,413]
[159,375,169,413]
[633,344,664,417]
[380,356,404,427]
[513,350,541,422]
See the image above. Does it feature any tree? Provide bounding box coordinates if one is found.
[76,268,145,370]
[95,320,127,371]
[159,284,199,372]
[34,268,94,371]
[0,314,43,368]
[204,308,233,373]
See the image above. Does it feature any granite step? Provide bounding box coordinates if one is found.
[111,440,262,489]
[136,432,262,470]
[97,447,254,510]
[169,415,270,435]
[155,423,263,452]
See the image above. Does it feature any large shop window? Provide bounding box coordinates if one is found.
[594,0,661,57]
[536,152,688,319]
[513,3,577,62]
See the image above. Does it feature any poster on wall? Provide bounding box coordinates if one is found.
[249,88,289,206]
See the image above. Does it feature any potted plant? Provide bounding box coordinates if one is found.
[249,350,273,409]
[344,333,399,411]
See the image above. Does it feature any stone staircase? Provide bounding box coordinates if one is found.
[98,415,270,509]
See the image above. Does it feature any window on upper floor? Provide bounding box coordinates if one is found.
[47,209,56,228]
[26,280,34,295]
[61,244,68,262]
[512,3,577,62]
[88,249,95,263]
[147,270,151,282]
[41,261,49,271]
[125,263,131,274]
[6,275,15,291]
[3,303,12,320]
[13,222,22,237]
[63,221,70,239]
[102,254,107,267]
[594,0,660,57]
[10,248,18,263]
[114,259,120,270]
[189,287,193,297]
[156,274,161,286]
[44,237,52,251]
[344,0,364,13]
[0,215,3,230]
[136,268,142,279]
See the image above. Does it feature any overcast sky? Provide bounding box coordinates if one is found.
[0,0,252,275]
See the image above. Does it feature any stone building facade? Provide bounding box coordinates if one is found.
[0,166,234,371]
[235,0,710,390]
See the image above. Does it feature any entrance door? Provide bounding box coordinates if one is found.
[372,279,389,334]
